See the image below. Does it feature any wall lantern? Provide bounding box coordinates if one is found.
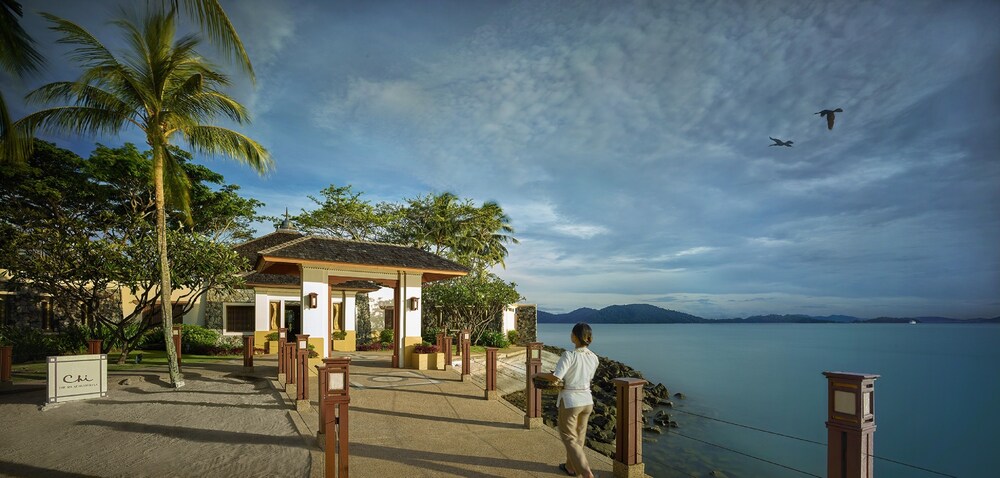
[172,328,180,336]
[299,339,308,350]
[463,331,471,341]
[279,330,286,339]
[307,292,318,309]
[408,297,420,311]
[325,357,351,398]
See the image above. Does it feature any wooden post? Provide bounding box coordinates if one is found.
[824,372,879,478]
[171,325,182,371]
[295,334,310,410]
[443,332,453,371]
[243,335,254,369]
[435,332,445,352]
[0,345,12,385]
[524,342,543,428]
[316,362,328,441]
[324,357,351,478]
[87,339,102,355]
[460,329,471,381]
[614,377,647,478]
[484,347,498,400]
[284,342,296,394]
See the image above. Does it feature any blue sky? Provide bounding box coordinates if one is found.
[5,0,999,319]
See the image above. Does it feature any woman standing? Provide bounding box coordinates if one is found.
[537,322,599,478]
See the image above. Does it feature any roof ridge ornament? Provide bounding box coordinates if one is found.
[276,207,298,233]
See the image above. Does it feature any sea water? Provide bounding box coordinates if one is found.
[537,323,999,478]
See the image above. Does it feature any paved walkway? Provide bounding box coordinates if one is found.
[283,350,616,478]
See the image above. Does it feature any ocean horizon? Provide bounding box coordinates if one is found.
[537,322,997,478]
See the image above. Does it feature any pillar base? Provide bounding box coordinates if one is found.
[277,373,286,383]
[445,365,453,371]
[613,461,645,478]
[484,390,498,400]
[286,383,295,395]
[462,374,472,382]
[524,416,543,429]
[295,399,310,412]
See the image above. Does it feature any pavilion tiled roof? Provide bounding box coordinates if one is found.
[233,231,304,268]
[258,236,469,273]
[243,272,300,286]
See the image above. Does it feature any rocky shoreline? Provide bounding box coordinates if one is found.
[503,345,678,458]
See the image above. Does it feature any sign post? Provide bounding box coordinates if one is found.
[460,329,471,382]
[171,325,182,372]
[47,354,108,404]
[295,334,310,411]
[824,371,879,478]
[278,327,288,382]
[87,339,102,355]
[443,332,453,371]
[243,335,254,370]
[324,357,351,478]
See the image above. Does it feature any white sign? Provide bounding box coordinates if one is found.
[47,354,108,404]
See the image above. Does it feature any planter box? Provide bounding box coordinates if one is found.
[265,340,279,355]
[414,352,446,371]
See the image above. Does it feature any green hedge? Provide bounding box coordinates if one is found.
[0,324,89,363]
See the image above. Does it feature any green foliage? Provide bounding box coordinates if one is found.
[180,324,220,354]
[477,331,510,349]
[0,324,89,363]
[356,292,372,346]
[332,330,347,340]
[379,328,393,344]
[506,329,520,346]
[421,326,441,345]
[423,272,523,343]
[265,331,279,341]
[307,343,318,358]
[413,343,439,354]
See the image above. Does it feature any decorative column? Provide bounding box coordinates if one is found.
[295,334,310,411]
[0,345,12,385]
[243,335,254,370]
[460,329,472,381]
[323,357,351,478]
[524,342,543,429]
[278,327,288,382]
[284,342,296,394]
[87,339,102,355]
[614,378,647,478]
[824,372,879,478]
[484,347,498,400]
[171,325,182,371]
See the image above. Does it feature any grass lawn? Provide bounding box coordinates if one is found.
[9,349,241,382]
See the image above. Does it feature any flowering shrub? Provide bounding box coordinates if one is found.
[358,342,390,351]
[413,343,440,354]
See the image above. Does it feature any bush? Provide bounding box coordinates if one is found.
[358,342,390,351]
[180,324,221,354]
[413,343,439,354]
[307,343,319,358]
[477,330,509,349]
[332,330,347,340]
[0,325,62,362]
[379,328,393,344]
[265,331,279,341]
[506,329,519,346]
[421,326,441,345]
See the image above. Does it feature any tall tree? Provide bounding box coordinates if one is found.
[8,9,271,387]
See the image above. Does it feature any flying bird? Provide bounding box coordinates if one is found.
[769,137,793,147]
[815,108,843,130]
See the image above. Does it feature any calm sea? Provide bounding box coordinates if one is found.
[537,323,999,478]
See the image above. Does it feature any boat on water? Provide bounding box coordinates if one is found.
[909,320,918,324]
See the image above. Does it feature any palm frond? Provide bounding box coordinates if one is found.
[161,145,193,224]
[0,90,34,163]
[12,105,130,138]
[181,125,272,175]
[175,0,254,83]
[41,13,119,73]
[0,0,44,76]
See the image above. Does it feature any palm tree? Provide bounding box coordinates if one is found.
[0,0,45,162]
[2,0,253,164]
[9,8,272,387]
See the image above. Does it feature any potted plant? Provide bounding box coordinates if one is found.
[331,330,351,351]
[413,343,443,371]
[264,331,279,355]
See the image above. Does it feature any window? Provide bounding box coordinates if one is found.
[224,305,255,333]
[143,303,187,326]
[40,300,53,330]
[383,307,394,329]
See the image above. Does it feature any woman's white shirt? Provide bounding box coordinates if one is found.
[553,346,599,408]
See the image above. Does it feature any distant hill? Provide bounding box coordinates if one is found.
[536,304,1000,325]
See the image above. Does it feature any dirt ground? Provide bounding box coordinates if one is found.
[0,361,310,478]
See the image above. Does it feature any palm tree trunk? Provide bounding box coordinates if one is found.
[153,144,184,388]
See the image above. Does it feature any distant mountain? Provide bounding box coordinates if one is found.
[538,304,706,324]
[536,305,1000,325]
[716,314,833,324]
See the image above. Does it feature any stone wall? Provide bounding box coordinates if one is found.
[204,288,255,330]
[514,304,537,345]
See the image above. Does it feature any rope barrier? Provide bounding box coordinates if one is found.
[666,429,824,477]
[668,407,959,477]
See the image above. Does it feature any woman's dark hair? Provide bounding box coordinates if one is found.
[572,322,592,346]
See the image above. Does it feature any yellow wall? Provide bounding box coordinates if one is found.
[402,336,422,369]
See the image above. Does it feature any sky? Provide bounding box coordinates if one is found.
[4,0,999,319]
